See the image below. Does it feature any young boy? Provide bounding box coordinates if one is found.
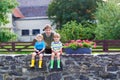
[30,34,45,68]
[50,33,63,69]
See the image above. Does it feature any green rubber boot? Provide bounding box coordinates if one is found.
[57,60,60,68]
[50,60,54,69]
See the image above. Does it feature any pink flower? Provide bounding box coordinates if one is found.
[93,43,96,48]
[84,40,91,43]
[78,43,83,47]
[64,43,69,46]
[70,40,75,43]
[76,39,82,43]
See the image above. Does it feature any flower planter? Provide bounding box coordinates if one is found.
[64,48,92,54]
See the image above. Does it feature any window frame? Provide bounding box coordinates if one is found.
[32,29,40,35]
[21,29,29,36]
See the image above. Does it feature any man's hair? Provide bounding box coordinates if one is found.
[43,24,52,31]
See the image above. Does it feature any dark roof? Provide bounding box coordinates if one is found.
[19,6,48,17]
[17,0,51,7]
[16,0,51,17]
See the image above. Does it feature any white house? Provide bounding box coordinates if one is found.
[14,17,55,42]
[13,0,55,42]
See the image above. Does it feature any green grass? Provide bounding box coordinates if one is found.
[92,52,105,55]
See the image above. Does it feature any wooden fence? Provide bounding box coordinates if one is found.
[0,40,120,52]
[93,40,120,52]
[0,42,34,52]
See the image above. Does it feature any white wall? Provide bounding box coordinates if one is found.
[14,17,55,42]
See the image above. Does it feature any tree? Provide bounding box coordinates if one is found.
[0,0,18,42]
[47,0,101,28]
[95,0,120,40]
[0,0,18,25]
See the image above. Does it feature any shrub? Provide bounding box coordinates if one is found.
[56,21,96,42]
[0,29,17,42]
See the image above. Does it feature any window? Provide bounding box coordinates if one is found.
[22,29,29,36]
[32,29,40,35]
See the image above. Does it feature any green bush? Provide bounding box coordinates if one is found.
[56,21,96,42]
[95,0,120,40]
[0,29,17,42]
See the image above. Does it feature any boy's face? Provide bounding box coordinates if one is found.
[36,37,42,42]
[54,37,60,42]
[45,28,51,35]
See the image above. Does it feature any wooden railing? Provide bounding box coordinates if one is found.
[0,42,34,52]
[93,40,120,52]
[0,40,120,52]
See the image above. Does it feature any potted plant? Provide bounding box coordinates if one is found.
[63,39,96,54]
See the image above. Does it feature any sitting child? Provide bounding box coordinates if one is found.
[30,34,45,68]
[50,33,63,69]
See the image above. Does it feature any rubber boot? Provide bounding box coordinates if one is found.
[30,59,35,67]
[57,59,60,68]
[50,60,54,69]
[39,60,42,68]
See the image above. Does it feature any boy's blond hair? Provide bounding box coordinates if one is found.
[54,33,61,38]
[35,34,43,40]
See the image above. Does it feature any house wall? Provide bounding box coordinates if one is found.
[14,17,55,42]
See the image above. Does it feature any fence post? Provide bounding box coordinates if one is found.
[12,42,15,52]
[103,40,108,52]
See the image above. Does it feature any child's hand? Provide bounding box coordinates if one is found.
[38,51,41,54]
[36,50,39,52]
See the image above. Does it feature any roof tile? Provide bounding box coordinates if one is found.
[19,6,48,17]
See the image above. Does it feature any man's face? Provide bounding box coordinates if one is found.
[45,28,51,35]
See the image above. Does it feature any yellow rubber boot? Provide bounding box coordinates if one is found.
[39,60,42,68]
[30,59,35,67]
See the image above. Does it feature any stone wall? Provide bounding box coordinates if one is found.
[0,54,120,80]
